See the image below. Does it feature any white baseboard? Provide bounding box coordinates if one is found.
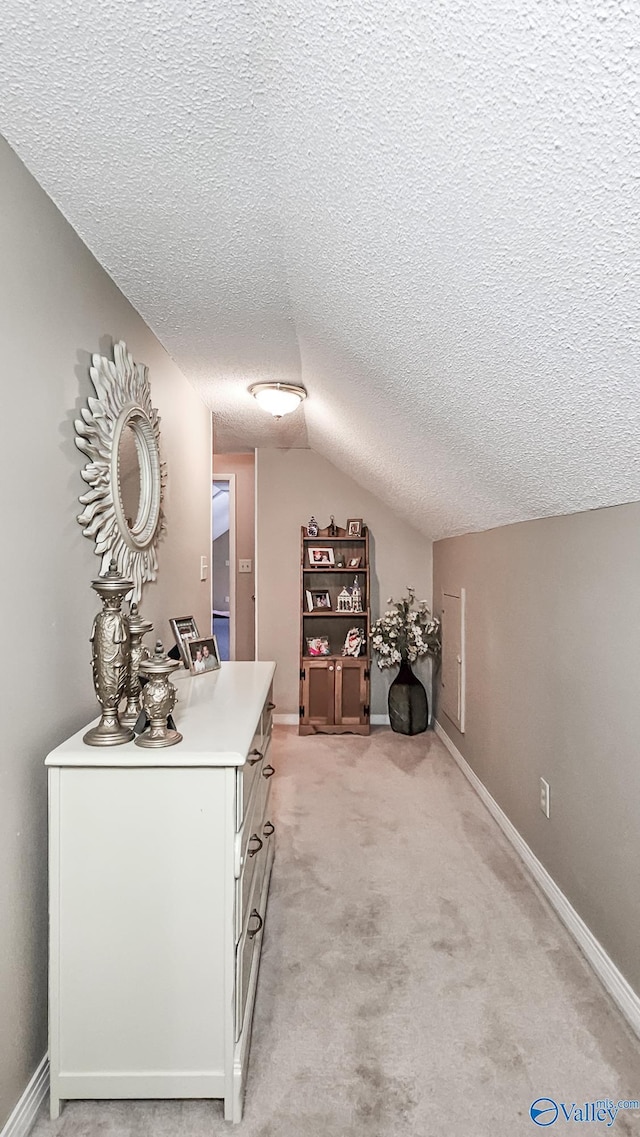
[434,720,640,1041]
[1,1055,49,1137]
[275,713,391,726]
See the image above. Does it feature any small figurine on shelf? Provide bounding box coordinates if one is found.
[306,515,319,537]
[336,586,352,612]
[343,627,365,657]
[328,514,337,537]
[350,577,363,612]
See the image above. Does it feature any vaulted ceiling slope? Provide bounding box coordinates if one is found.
[2,0,639,539]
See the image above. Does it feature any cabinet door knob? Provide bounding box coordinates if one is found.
[247,749,263,766]
[336,664,342,671]
[262,764,275,779]
[248,833,263,857]
[329,665,334,672]
[267,701,276,711]
[263,820,275,837]
[248,908,264,939]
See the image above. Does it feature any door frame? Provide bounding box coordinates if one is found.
[441,586,466,734]
[212,474,236,661]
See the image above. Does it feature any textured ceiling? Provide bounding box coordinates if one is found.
[2,0,640,538]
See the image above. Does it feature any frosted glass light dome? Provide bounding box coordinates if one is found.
[249,382,307,418]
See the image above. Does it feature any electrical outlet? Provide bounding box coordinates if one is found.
[239,559,252,573]
[200,555,208,581]
[539,777,550,819]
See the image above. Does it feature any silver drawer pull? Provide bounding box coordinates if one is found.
[263,821,275,837]
[262,764,275,779]
[248,833,263,857]
[247,749,263,766]
[248,908,263,939]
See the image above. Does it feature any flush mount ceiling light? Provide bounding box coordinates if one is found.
[248,382,307,419]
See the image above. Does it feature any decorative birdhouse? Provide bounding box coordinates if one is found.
[337,586,353,612]
[350,578,363,612]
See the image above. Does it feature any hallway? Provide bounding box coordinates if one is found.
[33,728,640,1137]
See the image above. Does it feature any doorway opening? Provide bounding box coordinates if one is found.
[212,477,235,660]
[212,452,256,660]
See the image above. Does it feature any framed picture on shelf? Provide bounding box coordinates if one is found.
[306,635,331,656]
[348,556,362,568]
[309,589,331,610]
[170,615,200,668]
[346,518,363,537]
[187,636,221,675]
[308,547,335,567]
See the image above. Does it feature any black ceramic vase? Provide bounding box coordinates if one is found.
[388,660,428,735]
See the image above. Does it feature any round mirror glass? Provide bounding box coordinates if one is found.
[118,422,142,531]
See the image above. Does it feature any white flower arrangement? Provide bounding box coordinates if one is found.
[370,587,441,670]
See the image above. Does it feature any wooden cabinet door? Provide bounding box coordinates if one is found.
[300,660,335,727]
[334,659,368,727]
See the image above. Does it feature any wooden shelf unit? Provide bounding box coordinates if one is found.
[299,524,370,735]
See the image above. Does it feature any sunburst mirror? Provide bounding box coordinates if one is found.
[75,341,165,602]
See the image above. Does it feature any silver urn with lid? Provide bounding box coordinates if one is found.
[120,602,154,729]
[84,559,134,747]
[136,640,183,748]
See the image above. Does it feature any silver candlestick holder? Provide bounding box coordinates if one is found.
[84,559,134,747]
[135,640,183,748]
[120,602,154,729]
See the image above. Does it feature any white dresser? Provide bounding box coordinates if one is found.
[46,661,276,1124]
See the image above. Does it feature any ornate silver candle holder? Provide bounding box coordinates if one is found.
[135,640,183,748]
[120,602,154,729]
[84,559,134,747]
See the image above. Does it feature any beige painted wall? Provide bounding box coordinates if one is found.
[433,502,640,997]
[0,138,211,1128]
[255,448,432,715]
[213,452,256,660]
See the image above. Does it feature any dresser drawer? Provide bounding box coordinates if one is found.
[261,686,275,741]
[235,859,269,1042]
[235,732,265,830]
[235,773,274,941]
[235,689,275,829]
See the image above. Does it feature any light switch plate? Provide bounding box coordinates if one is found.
[200,555,208,581]
[239,559,252,573]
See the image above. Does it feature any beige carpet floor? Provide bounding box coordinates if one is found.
[33,727,640,1137]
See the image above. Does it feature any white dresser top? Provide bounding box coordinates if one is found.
[45,661,276,768]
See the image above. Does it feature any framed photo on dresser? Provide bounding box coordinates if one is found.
[187,636,221,675]
[170,615,200,668]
